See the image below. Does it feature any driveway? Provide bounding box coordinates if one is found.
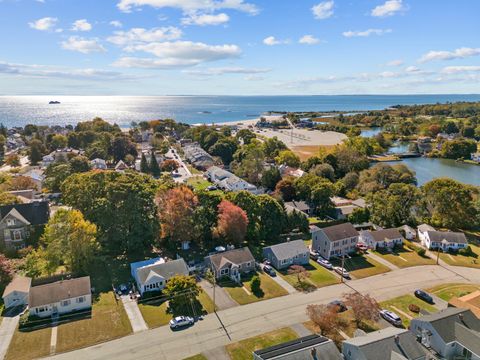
[47,265,480,360]
[199,280,238,310]
[366,251,400,271]
[120,296,148,333]
[0,308,22,359]
[261,265,296,294]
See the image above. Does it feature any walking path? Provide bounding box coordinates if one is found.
[50,325,58,355]
[199,280,238,310]
[121,295,148,333]
[0,312,20,360]
[366,251,400,271]
[47,265,480,360]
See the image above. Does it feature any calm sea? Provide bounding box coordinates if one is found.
[1,94,480,128]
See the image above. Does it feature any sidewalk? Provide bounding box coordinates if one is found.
[366,251,400,271]
[120,295,148,332]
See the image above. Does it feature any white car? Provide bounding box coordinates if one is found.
[317,258,333,270]
[169,316,194,329]
[380,309,402,327]
[333,266,350,279]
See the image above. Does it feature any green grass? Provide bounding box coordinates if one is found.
[56,292,132,353]
[221,273,288,305]
[279,260,339,289]
[373,243,435,268]
[226,327,298,360]
[138,291,215,328]
[5,327,52,360]
[427,283,480,301]
[331,255,390,279]
[183,355,208,360]
[438,245,480,269]
[380,294,438,327]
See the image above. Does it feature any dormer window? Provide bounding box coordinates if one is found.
[7,219,15,226]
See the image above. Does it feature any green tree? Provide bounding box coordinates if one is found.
[69,155,91,173]
[310,180,335,217]
[112,135,137,162]
[250,275,262,297]
[275,150,301,167]
[441,139,477,159]
[44,163,72,192]
[236,129,256,145]
[140,153,149,173]
[50,134,68,150]
[310,163,335,182]
[227,191,260,240]
[274,177,296,201]
[194,191,222,248]
[163,275,202,316]
[261,167,282,191]
[262,137,287,160]
[257,195,286,242]
[28,139,45,165]
[42,209,99,275]
[209,138,238,165]
[150,152,161,177]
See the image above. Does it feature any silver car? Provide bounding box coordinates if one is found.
[169,316,194,329]
[380,309,402,327]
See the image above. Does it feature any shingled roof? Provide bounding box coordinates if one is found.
[322,223,359,242]
[0,201,49,226]
[136,259,189,284]
[29,276,91,308]
[370,228,403,243]
[426,231,467,244]
[206,247,254,271]
[264,240,309,261]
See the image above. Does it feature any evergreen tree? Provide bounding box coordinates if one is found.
[140,153,149,173]
[150,152,160,177]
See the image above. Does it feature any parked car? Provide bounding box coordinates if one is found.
[356,243,368,251]
[206,185,217,191]
[309,249,320,260]
[169,316,194,329]
[328,300,347,313]
[262,259,272,266]
[380,309,402,327]
[333,266,350,279]
[414,290,434,304]
[263,265,276,277]
[317,257,333,270]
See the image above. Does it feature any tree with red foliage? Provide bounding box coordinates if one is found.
[161,159,179,172]
[0,254,13,288]
[343,292,380,326]
[214,200,248,245]
[156,186,198,248]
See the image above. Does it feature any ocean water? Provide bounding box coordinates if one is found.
[1,94,480,128]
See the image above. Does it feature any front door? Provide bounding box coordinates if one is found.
[52,305,58,315]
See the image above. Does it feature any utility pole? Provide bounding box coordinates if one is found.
[341,252,345,283]
[211,264,216,312]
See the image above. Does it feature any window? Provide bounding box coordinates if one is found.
[61,300,70,307]
[7,219,15,226]
[246,262,251,267]
[76,296,85,303]
[220,268,229,275]
[13,230,22,240]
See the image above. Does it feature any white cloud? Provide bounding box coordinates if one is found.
[386,59,404,66]
[419,47,480,63]
[107,27,182,46]
[263,36,289,46]
[343,29,392,37]
[312,1,334,19]
[184,66,271,76]
[371,0,405,17]
[441,66,480,74]
[28,17,58,31]
[405,65,421,73]
[114,41,241,68]
[110,21,123,28]
[71,19,92,32]
[244,75,265,81]
[182,12,229,26]
[61,36,106,54]
[117,0,259,15]
[299,35,320,45]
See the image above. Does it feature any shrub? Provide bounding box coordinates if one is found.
[459,246,476,258]
[416,248,426,257]
[250,275,262,296]
[408,304,420,313]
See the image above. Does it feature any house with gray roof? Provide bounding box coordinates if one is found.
[420,230,468,251]
[131,258,189,295]
[284,201,311,216]
[204,247,255,282]
[205,166,258,194]
[253,334,341,360]
[359,228,404,250]
[263,240,309,270]
[410,308,480,359]
[342,327,428,360]
[311,223,359,260]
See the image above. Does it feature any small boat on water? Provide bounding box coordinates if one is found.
[49,101,61,104]
[198,111,212,114]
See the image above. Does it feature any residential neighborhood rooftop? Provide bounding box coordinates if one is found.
[321,223,359,242]
[263,240,309,261]
[369,228,403,243]
[426,230,468,244]
[136,258,189,284]
[29,276,91,308]
[2,276,31,297]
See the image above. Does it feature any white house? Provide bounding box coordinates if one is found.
[421,230,468,251]
[399,224,416,240]
[417,224,435,245]
[29,276,92,318]
[90,158,107,170]
[471,152,480,163]
[311,223,359,260]
[41,154,55,168]
[131,258,189,295]
[359,228,404,250]
[205,166,258,194]
[2,276,31,309]
[115,160,129,172]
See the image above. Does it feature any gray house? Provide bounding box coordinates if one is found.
[311,223,359,260]
[263,240,309,270]
[204,247,255,282]
[410,308,480,360]
[342,327,428,360]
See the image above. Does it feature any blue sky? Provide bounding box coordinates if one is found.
[0,0,479,95]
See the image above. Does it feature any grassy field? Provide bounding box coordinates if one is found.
[427,283,480,301]
[5,327,52,360]
[221,273,288,305]
[183,355,208,360]
[226,327,298,360]
[373,243,435,268]
[380,294,438,328]
[138,291,215,328]
[279,260,339,289]
[438,245,480,269]
[332,255,390,279]
[56,292,132,353]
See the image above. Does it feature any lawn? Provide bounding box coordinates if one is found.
[221,273,288,305]
[138,291,215,328]
[427,283,480,301]
[183,355,208,360]
[331,255,390,279]
[380,294,438,328]
[5,327,52,360]
[226,327,298,360]
[373,243,435,268]
[55,292,132,353]
[438,244,480,269]
[279,260,339,289]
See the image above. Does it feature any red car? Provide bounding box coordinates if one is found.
[356,243,368,251]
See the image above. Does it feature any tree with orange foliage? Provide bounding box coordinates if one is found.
[156,186,198,249]
[213,200,248,245]
[9,176,37,191]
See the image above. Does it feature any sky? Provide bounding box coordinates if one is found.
[0,0,479,95]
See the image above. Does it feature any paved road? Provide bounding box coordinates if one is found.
[166,148,192,184]
[47,265,480,360]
